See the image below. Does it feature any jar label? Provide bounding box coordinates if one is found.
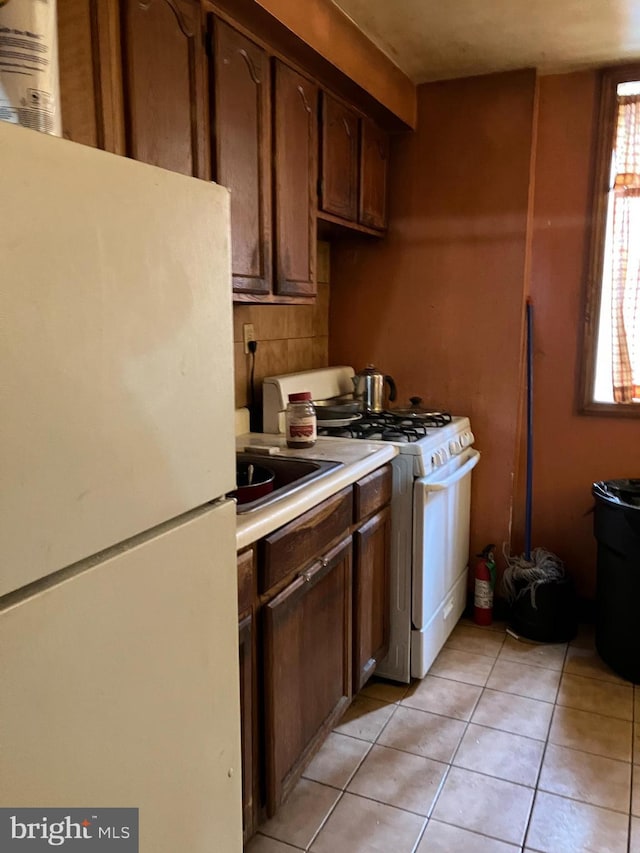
[288,417,317,440]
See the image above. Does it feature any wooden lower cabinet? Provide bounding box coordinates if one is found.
[237,546,257,841]
[239,469,392,837]
[263,535,352,814]
[353,506,391,692]
[238,612,255,841]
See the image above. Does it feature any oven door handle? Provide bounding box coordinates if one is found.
[421,449,481,491]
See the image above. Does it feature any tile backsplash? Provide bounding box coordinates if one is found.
[233,241,330,413]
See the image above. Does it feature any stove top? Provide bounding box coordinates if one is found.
[318,410,452,443]
[261,366,474,473]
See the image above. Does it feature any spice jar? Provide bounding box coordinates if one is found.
[285,392,317,449]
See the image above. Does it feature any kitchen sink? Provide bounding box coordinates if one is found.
[233,452,343,514]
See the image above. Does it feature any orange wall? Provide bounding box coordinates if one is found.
[513,71,640,599]
[330,70,538,568]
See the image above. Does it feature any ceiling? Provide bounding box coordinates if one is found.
[331,0,640,83]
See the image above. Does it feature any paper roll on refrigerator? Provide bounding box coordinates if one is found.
[0,0,61,135]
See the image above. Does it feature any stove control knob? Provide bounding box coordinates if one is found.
[449,439,460,454]
[431,453,439,468]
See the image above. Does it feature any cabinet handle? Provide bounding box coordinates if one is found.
[239,49,261,85]
[297,85,312,114]
[342,117,352,137]
[138,0,194,38]
[301,557,328,583]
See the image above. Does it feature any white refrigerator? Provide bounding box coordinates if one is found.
[0,123,243,852]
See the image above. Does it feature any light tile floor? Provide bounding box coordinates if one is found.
[247,620,640,853]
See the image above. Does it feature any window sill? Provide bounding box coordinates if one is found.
[580,400,640,418]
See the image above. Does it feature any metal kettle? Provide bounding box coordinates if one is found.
[352,364,397,412]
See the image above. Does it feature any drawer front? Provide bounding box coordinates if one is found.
[237,547,255,615]
[261,487,352,593]
[354,464,392,523]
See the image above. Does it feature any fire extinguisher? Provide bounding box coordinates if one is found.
[474,544,497,626]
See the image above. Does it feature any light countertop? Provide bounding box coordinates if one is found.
[235,433,398,550]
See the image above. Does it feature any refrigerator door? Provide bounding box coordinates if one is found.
[0,500,242,853]
[0,123,235,597]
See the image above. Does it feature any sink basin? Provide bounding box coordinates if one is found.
[234,453,343,514]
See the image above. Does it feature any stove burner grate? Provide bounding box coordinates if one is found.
[317,410,451,442]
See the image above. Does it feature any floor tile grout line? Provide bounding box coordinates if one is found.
[424,814,541,850]
[475,683,556,706]
[628,689,636,853]
[278,626,635,853]
[317,785,435,820]
[288,632,635,853]
[302,727,380,851]
[561,668,632,687]
[446,630,506,765]
[403,632,505,853]
[302,735,374,792]
[539,738,633,765]
[371,696,401,746]
[424,668,563,705]
[444,643,506,658]
[521,638,570,850]
[409,764,452,853]
[457,718,549,747]
[422,629,513,843]
[533,784,633,816]
[554,698,633,723]
[301,786,343,852]
[408,816,429,853]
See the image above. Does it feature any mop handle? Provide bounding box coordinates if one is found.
[525,300,533,561]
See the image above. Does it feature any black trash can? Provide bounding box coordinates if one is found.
[593,479,640,683]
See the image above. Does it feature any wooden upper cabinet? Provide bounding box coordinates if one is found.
[210,17,272,296]
[359,118,389,231]
[119,0,207,177]
[320,92,359,221]
[57,0,125,153]
[57,0,100,148]
[273,61,318,297]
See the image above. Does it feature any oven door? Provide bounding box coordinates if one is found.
[412,448,480,633]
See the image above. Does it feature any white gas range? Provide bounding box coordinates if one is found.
[263,366,481,683]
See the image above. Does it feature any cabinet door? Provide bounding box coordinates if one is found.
[320,92,359,221]
[239,613,256,842]
[120,0,207,177]
[211,18,272,296]
[353,506,391,692]
[263,536,352,813]
[273,61,318,297]
[359,118,389,231]
[57,0,125,153]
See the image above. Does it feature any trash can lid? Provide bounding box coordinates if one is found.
[593,479,640,509]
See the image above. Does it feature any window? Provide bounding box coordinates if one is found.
[581,66,640,415]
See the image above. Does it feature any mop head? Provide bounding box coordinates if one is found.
[502,547,566,610]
